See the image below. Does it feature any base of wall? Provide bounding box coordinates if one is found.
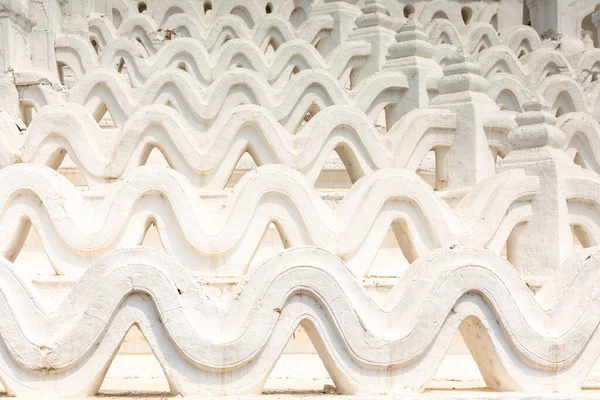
[20,391,600,399]
[80,351,600,399]
[94,352,600,394]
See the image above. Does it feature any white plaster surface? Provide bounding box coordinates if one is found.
[1,0,600,398]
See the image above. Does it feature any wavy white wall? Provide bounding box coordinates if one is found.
[0,0,599,397]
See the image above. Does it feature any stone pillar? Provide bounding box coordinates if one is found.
[346,0,395,86]
[0,0,35,74]
[382,15,441,126]
[28,0,63,81]
[526,0,592,54]
[525,0,559,39]
[593,10,600,48]
[428,49,497,190]
[93,0,112,16]
[499,101,575,288]
[494,0,524,31]
[0,1,33,120]
[310,0,361,57]
[61,0,92,35]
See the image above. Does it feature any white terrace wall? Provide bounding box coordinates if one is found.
[1,0,600,397]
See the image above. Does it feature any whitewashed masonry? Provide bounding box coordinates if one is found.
[1,0,600,397]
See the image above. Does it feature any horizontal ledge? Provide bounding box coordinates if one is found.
[23,391,600,400]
